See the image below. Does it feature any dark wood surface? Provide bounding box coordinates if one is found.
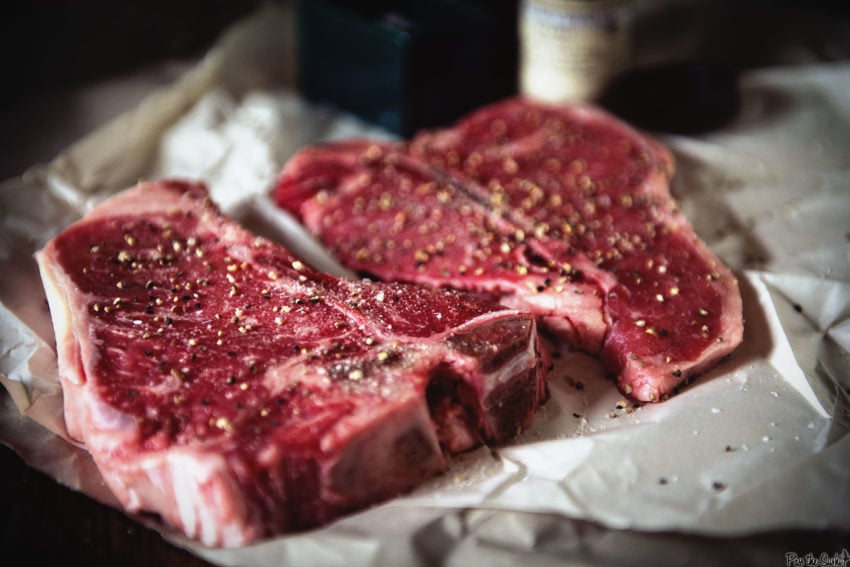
[0,443,213,567]
[3,437,849,566]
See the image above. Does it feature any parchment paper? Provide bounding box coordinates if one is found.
[1,3,848,565]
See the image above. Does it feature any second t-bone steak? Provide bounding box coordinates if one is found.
[35,180,545,547]
[273,97,744,403]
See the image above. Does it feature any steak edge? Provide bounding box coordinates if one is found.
[36,179,545,547]
[273,97,744,402]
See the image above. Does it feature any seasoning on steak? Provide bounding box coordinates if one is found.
[273,97,744,403]
[35,179,545,547]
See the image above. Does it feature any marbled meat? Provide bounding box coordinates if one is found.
[273,97,744,402]
[35,180,545,547]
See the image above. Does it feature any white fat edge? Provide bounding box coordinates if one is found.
[166,449,250,547]
[33,251,79,385]
[34,250,132,424]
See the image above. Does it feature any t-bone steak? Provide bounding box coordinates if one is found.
[273,97,744,403]
[35,179,545,547]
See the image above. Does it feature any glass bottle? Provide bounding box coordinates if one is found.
[519,0,635,102]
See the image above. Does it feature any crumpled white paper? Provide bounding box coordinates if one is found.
[1,4,848,565]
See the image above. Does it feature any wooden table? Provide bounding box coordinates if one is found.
[0,443,212,566]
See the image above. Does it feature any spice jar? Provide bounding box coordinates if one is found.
[519,0,635,102]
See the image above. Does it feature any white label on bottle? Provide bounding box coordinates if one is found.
[520,0,632,102]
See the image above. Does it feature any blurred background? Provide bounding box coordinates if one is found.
[1,0,849,179]
[0,0,263,180]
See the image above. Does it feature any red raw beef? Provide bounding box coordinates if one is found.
[35,180,545,546]
[273,97,744,402]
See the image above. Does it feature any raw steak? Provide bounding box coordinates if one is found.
[35,180,545,547]
[273,97,744,403]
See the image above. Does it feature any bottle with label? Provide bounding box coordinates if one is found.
[519,0,635,102]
